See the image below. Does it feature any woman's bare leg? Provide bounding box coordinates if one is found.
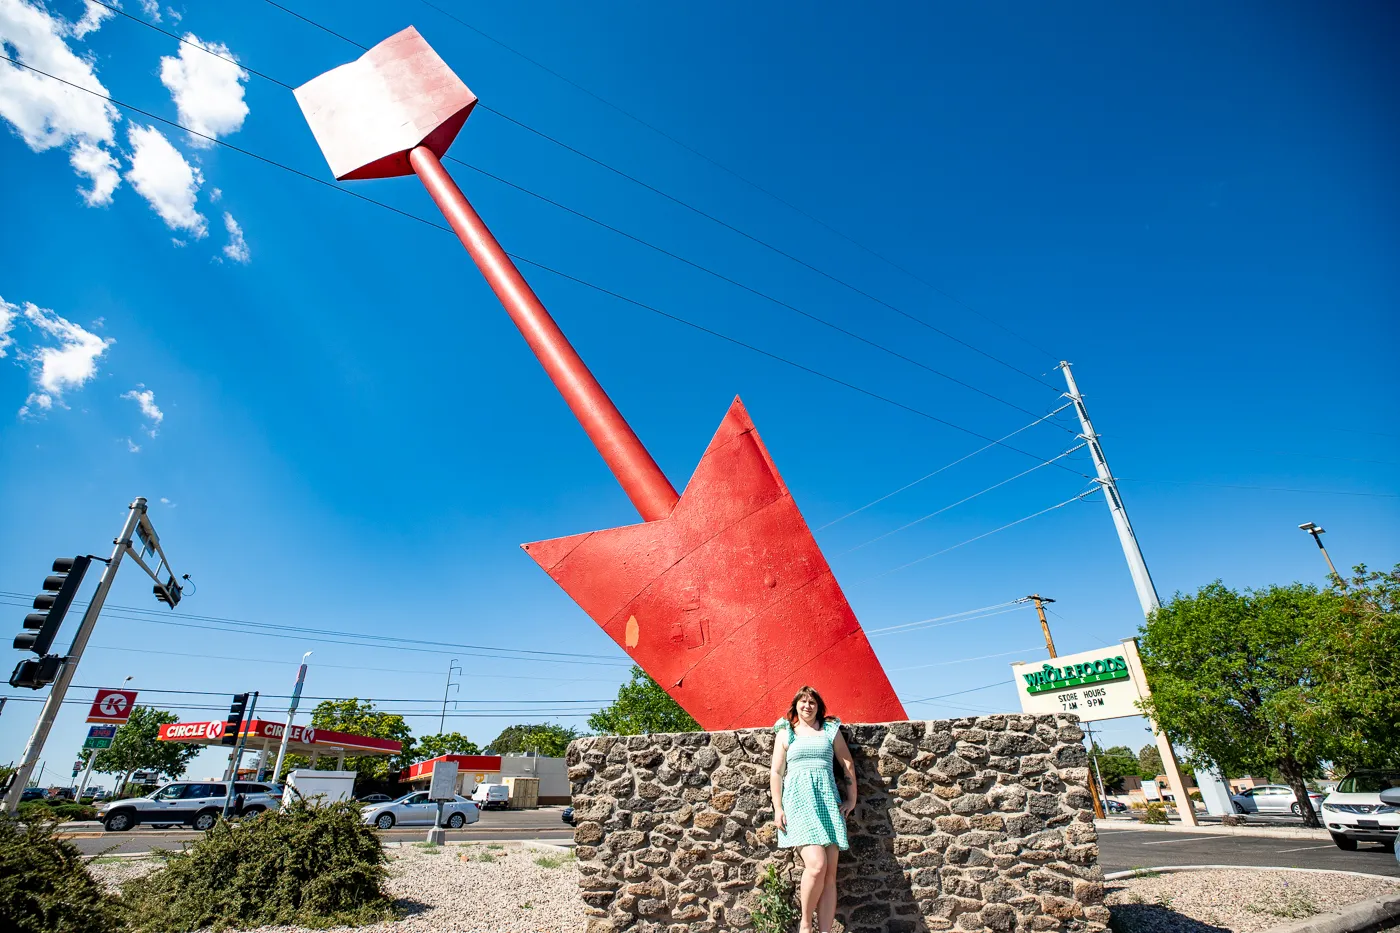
[818,844,840,931]
[798,844,828,933]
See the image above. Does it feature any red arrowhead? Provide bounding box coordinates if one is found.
[524,398,906,730]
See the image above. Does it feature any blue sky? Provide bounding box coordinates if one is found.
[1,0,1396,784]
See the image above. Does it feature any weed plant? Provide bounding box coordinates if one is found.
[0,814,120,933]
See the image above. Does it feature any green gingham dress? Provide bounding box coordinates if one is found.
[775,717,848,850]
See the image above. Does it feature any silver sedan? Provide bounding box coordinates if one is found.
[360,791,480,829]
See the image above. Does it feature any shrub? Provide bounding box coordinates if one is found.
[119,797,395,932]
[752,861,800,933]
[0,814,121,933]
[1139,803,1169,824]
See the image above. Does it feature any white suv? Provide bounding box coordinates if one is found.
[1321,771,1400,850]
[100,781,282,832]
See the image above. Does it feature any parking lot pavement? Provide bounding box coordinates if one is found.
[65,806,576,857]
[1098,827,1400,877]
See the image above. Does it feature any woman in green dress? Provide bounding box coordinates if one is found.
[770,686,858,933]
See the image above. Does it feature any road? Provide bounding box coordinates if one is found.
[1098,827,1400,878]
[65,806,574,856]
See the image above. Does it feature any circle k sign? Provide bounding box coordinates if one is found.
[87,688,139,724]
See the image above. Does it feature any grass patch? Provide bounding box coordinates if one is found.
[486,843,504,850]
[534,851,576,869]
[473,851,496,863]
[1126,868,1160,879]
[1247,886,1318,919]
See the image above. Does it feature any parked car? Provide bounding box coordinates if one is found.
[1321,771,1400,851]
[19,787,47,802]
[358,793,393,804]
[1380,788,1400,866]
[1229,784,1325,816]
[359,791,480,830]
[562,806,575,825]
[49,786,76,800]
[1104,799,1127,814]
[472,783,511,810]
[99,781,282,832]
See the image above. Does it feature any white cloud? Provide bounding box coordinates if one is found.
[0,0,122,203]
[70,1,113,38]
[125,123,206,236]
[220,211,248,263]
[159,33,248,146]
[126,436,140,452]
[138,0,158,21]
[209,186,221,202]
[0,297,16,357]
[121,384,163,436]
[9,296,113,416]
[159,496,175,507]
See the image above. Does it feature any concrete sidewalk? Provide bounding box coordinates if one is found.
[1097,817,1330,841]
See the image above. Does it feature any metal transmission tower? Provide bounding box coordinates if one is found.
[3,498,186,814]
[1059,363,1232,824]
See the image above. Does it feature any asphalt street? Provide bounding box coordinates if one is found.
[1098,828,1400,878]
[65,806,575,856]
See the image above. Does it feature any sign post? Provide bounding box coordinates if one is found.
[426,760,459,846]
[76,724,117,798]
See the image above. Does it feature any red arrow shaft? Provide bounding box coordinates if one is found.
[410,146,679,522]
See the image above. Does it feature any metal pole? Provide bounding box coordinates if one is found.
[223,691,258,817]
[271,654,311,786]
[76,751,97,799]
[408,145,680,523]
[3,499,145,814]
[1303,526,1341,580]
[1082,723,1107,819]
[1028,595,1057,657]
[440,659,461,734]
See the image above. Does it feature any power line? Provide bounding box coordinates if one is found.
[256,0,1060,390]
[903,679,1015,705]
[87,1,1061,419]
[1116,478,1400,499]
[816,404,1073,531]
[889,646,1043,672]
[836,444,1087,556]
[856,486,1098,583]
[411,0,1059,363]
[865,599,1024,635]
[868,603,1030,638]
[0,695,597,717]
[69,684,604,704]
[0,51,1076,467]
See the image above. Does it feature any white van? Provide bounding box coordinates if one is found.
[472,783,510,810]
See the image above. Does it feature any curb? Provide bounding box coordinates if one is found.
[1258,891,1400,933]
[1104,865,1400,883]
[1097,819,1330,841]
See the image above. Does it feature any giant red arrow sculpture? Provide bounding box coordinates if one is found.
[295,27,906,729]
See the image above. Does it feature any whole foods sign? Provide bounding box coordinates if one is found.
[1010,644,1145,722]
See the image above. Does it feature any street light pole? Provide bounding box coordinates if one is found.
[440,659,462,734]
[270,653,312,786]
[1298,522,1341,581]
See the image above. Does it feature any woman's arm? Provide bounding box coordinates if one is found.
[833,730,858,818]
[770,731,789,831]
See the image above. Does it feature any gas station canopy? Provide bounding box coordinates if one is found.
[158,718,400,763]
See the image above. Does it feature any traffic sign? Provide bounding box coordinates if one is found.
[87,688,138,723]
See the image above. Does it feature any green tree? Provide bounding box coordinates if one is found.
[1314,564,1400,770]
[487,723,581,758]
[588,665,700,735]
[1137,745,1164,777]
[281,699,414,782]
[90,706,200,790]
[1088,744,1140,792]
[411,732,480,763]
[1138,581,1341,827]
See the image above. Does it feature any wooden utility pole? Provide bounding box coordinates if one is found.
[1028,594,1057,657]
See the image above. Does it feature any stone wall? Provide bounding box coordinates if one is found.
[567,714,1108,933]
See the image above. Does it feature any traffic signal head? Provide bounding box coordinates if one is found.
[222,693,249,746]
[153,575,183,608]
[15,557,91,657]
[9,655,64,690]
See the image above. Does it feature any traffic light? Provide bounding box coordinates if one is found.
[9,655,63,690]
[15,556,91,656]
[222,693,249,746]
[153,574,183,608]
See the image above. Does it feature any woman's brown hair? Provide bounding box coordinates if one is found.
[786,685,826,729]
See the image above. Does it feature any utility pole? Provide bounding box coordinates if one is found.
[1298,522,1341,581]
[1060,363,1223,825]
[271,653,312,786]
[4,498,184,815]
[1084,723,1110,819]
[440,659,462,733]
[1027,595,1057,657]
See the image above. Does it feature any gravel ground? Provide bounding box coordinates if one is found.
[1106,868,1400,933]
[88,842,584,933]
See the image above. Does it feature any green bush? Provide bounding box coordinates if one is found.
[1139,802,1169,824]
[0,814,121,933]
[752,861,800,933]
[119,797,395,932]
